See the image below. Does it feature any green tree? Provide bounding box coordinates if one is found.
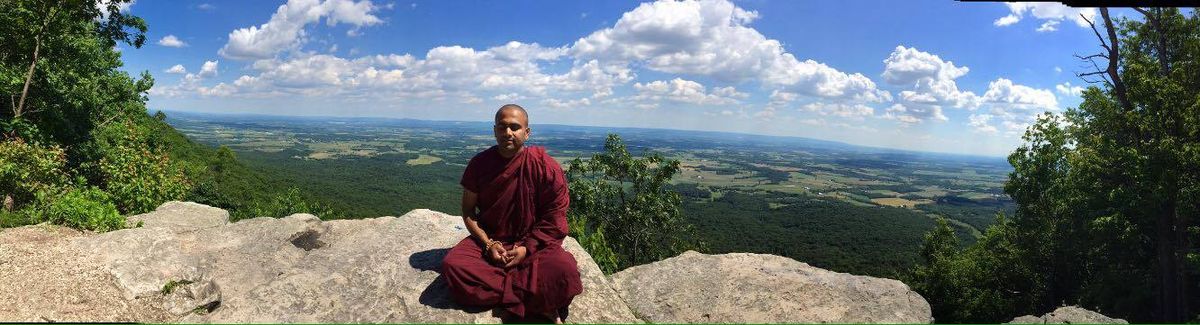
[566,134,703,273]
[908,214,1039,323]
[907,218,965,321]
[1,0,147,144]
[0,0,197,231]
[908,8,1200,323]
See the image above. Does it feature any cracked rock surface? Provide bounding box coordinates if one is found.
[1,202,637,323]
[0,201,994,324]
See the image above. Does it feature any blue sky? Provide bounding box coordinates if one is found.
[116,0,1125,157]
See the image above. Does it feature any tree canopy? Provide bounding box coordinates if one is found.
[0,0,330,230]
[908,8,1200,323]
[566,134,704,273]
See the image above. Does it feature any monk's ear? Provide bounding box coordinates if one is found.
[525,127,532,139]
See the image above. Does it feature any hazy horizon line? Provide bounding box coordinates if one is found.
[158,108,1012,161]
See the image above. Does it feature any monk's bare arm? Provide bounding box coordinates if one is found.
[461,189,492,245]
[464,190,508,264]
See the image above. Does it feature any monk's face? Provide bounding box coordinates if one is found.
[493,108,530,157]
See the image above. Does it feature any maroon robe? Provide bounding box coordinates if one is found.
[441,145,583,318]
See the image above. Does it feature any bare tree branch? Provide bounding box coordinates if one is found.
[1134,7,1171,76]
[1076,13,1118,89]
[1082,14,1111,53]
[1099,8,1133,112]
[1075,53,1113,87]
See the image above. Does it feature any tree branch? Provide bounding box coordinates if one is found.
[15,4,59,120]
[1100,8,1133,112]
[1075,53,1113,87]
[1134,7,1171,76]
[1082,14,1111,53]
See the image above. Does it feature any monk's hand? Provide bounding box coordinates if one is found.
[503,246,528,268]
[486,241,509,265]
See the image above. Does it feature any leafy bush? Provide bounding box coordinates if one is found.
[245,187,339,221]
[92,121,192,214]
[0,209,32,228]
[34,187,124,232]
[0,139,71,210]
[567,213,619,273]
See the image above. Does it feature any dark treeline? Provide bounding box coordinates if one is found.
[677,184,953,278]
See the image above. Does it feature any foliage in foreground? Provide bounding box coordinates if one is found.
[566,134,703,274]
[1,0,329,231]
[907,8,1200,323]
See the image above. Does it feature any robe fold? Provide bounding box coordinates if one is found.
[441,145,583,318]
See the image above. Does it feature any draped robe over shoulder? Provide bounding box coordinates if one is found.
[441,145,583,318]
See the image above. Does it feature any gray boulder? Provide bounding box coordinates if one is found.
[1,201,940,324]
[1007,306,1128,324]
[75,203,639,323]
[611,251,932,323]
[125,201,229,232]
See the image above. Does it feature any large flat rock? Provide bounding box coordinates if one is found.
[72,203,639,323]
[610,251,932,323]
[2,201,943,324]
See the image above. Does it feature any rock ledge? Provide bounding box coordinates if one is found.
[1,201,933,323]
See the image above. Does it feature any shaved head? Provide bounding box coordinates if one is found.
[495,104,528,125]
[493,104,531,158]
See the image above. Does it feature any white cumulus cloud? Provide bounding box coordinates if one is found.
[977,79,1059,137]
[219,0,383,60]
[198,60,219,78]
[157,35,187,47]
[881,103,946,124]
[164,64,187,74]
[571,0,888,102]
[968,114,998,133]
[800,102,874,119]
[981,78,1057,110]
[993,3,1097,31]
[1056,81,1085,97]
[882,45,979,109]
[1036,20,1060,32]
[632,78,746,106]
[542,97,592,109]
[993,14,1020,26]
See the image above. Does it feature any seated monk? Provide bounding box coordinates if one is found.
[441,104,583,323]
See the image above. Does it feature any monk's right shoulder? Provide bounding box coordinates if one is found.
[466,146,499,168]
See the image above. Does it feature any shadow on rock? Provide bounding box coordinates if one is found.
[409,248,449,271]
[412,248,490,314]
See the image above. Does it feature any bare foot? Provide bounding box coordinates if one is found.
[541,311,563,324]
